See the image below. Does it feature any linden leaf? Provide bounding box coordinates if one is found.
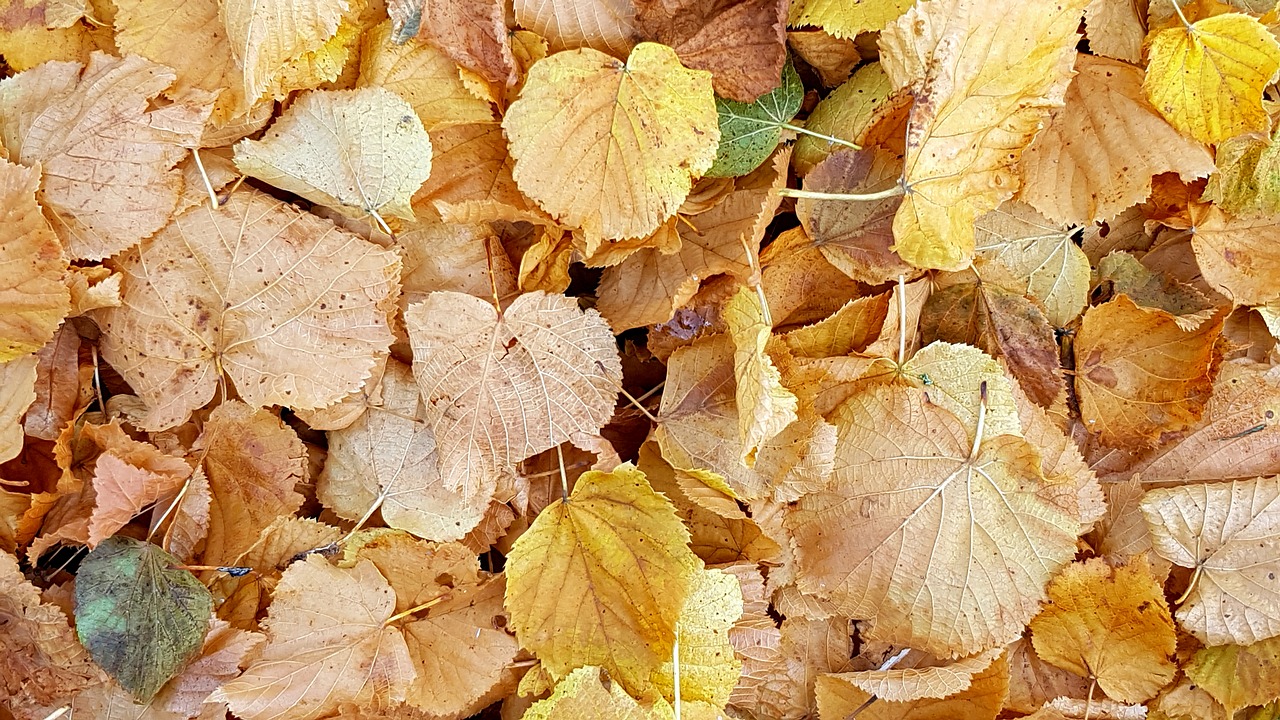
[706,61,803,178]
[1029,557,1177,703]
[878,0,1086,270]
[220,0,346,101]
[0,355,37,464]
[1020,54,1215,226]
[211,556,415,720]
[650,568,744,709]
[1141,476,1280,646]
[786,383,1080,657]
[234,88,433,223]
[504,464,702,697]
[1144,12,1280,145]
[815,652,1011,720]
[1074,294,1225,449]
[0,158,68,362]
[793,63,896,175]
[318,359,492,542]
[787,0,915,39]
[823,647,1005,703]
[725,286,799,464]
[513,0,638,56]
[1083,0,1146,63]
[1203,130,1280,217]
[1191,206,1280,306]
[73,537,213,702]
[404,290,620,494]
[1186,635,1280,713]
[410,123,547,224]
[0,52,209,260]
[973,202,1090,328]
[387,0,516,85]
[523,666,674,720]
[94,188,399,431]
[502,42,719,243]
[1095,251,1217,329]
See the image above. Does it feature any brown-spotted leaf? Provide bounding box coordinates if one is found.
[388,0,516,85]
[0,158,68,362]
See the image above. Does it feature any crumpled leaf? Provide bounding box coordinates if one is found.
[1020,54,1215,226]
[502,42,719,243]
[1141,476,1280,646]
[504,464,702,698]
[74,536,213,702]
[211,556,415,720]
[220,0,346,101]
[787,0,914,39]
[0,158,68,362]
[823,647,1005,703]
[388,0,516,85]
[786,383,1081,657]
[1143,12,1280,145]
[815,652,1010,720]
[706,61,802,178]
[0,52,209,260]
[94,188,399,430]
[1029,556,1177,703]
[973,202,1091,328]
[404,290,621,494]
[634,0,787,103]
[1075,294,1224,449]
[725,286,798,464]
[234,87,433,222]
[0,355,37,465]
[878,0,1086,270]
[513,0,638,56]
[1203,130,1280,217]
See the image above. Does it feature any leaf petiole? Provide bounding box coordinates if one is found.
[777,122,861,151]
[777,184,906,202]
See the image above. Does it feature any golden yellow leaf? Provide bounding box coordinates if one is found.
[318,359,492,542]
[815,652,1010,720]
[514,0,638,56]
[786,383,1080,657]
[411,123,549,225]
[0,158,68,362]
[787,0,914,39]
[1142,476,1280,646]
[0,355,37,470]
[256,0,365,101]
[725,286,799,464]
[93,188,399,430]
[823,647,1004,703]
[902,341,1023,442]
[650,568,743,709]
[1075,294,1225,449]
[220,0,346,101]
[1029,557,1177,702]
[793,63,894,175]
[878,0,1086,270]
[973,202,1091,328]
[211,556,415,720]
[504,464,702,698]
[1186,635,1280,713]
[519,228,575,294]
[523,666,674,720]
[234,88,432,223]
[0,53,209,260]
[1144,12,1280,145]
[502,42,719,243]
[1020,54,1215,226]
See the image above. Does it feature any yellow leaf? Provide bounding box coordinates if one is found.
[651,568,744,709]
[815,652,1010,720]
[1203,131,1280,216]
[879,0,1086,270]
[514,0,638,56]
[234,88,433,223]
[1029,557,1177,702]
[1186,635,1280,713]
[1142,476,1280,646]
[823,647,1005,702]
[502,42,719,243]
[0,158,68,362]
[524,666,674,720]
[973,202,1090,328]
[220,0,346,101]
[1143,12,1280,145]
[0,355,37,464]
[504,464,702,698]
[787,0,915,39]
[792,63,895,175]
[725,286,799,465]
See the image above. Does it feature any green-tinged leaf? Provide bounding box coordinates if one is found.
[706,61,804,178]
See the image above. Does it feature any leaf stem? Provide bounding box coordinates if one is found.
[673,626,682,720]
[778,122,861,151]
[969,381,988,462]
[1084,677,1097,720]
[556,443,570,503]
[1175,563,1204,605]
[1169,0,1192,29]
[336,491,388,548]
[777,184,905,203]
[148,474,193,545]
[383,591,452,626]
[191,148,220,210]
[896,275,907,366]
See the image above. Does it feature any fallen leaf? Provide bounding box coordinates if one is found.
[792,63,894,176]
[514,0,638,55]
[705,61,802,178]
[1020,54,1215,226]
[787,0,914,39]
[725,286,798,464]
[523,666,673,720]
[822,647,1005,703]
[1202,131,1280,217]
[85,451,189,546]
[1143,12,1280,145]
[23,325,83,442]
[0,158,69,362]
[74,536,213,701]
[815,652,1010,720]
[502,42,719,243]
[1186,634,1280,713]
[1029,557,1177,703]
[1083,0,1147,63]
[504,464,702,698]
[1095,251,1217,329]
[879,0,1086,270]
[0,53,209,260]
[0,355,37,464]
[650,568,743,709]
[973,202,1091,328]
[1142,476,1280,646]
[1190,206,1280,306]
[234,88,432,223]
[388,0,515,85]
[786,29,861,87]
[94,188,399,430]
[220,0,346,101]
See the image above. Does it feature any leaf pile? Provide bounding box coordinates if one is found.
[5,0,1280,718]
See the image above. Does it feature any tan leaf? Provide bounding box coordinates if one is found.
[164,466,210,563]
[1095,251,1216,330]
[1005,637,1093,715]
[220,0,346,101]
[234,88,432,222]
[0,158,68,362]
[149,617,264,718]
[86,451,189,546]
[878,0,1086,270]
[1075,294,1224,449]
[518,228,575,294]
[514,0,638,56]
[389,0,515,85]
[1083,0,1147,63]
[823,647,1004,703]
[815,652,1010,720]
[0,355,37,465]
[404,290,620,494]
[1029,557,1177,702]
[197,401,307,567]
[760,225,865,330]
[94,188,399,430]
[786,29,861,88]
[318,359,492,542]
[0,53,208,260]
[1142,476,1280,646]
[973,202,1092,328]
[411,124,547,225]
[786,383,1081,657]
[725,286,798,464]
[502,42,719,243]
[782,291,891,359]
[1191,206,1280,306]
[1020,54,1214,226]
[634,0,787,102]
[356,21,496,131]
[504,464,702,698]
[397,220,518,308]
[211,556,415,720]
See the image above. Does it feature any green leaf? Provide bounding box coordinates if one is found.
[74,536,213,701]
[706,61,805,178]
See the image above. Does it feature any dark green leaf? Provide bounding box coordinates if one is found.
[706,61,804,178]
[74,536,213,701]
